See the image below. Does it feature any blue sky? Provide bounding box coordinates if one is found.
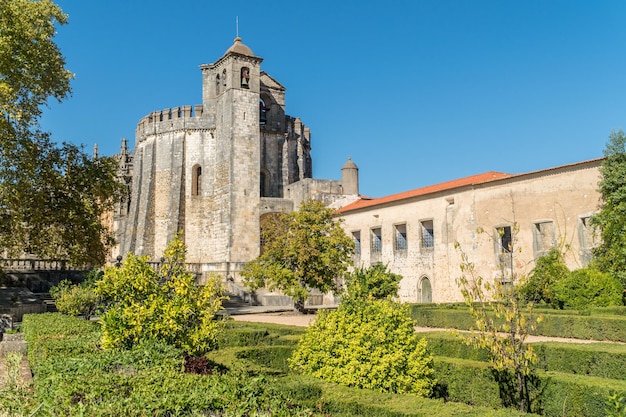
[40,1,626,198]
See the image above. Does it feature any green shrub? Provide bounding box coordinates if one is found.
[552,267,623,309]
[290,299,435,396]
[95,235,227,355]
[343,263,402,301]
[50,278,101,320]
[520,248,569,305]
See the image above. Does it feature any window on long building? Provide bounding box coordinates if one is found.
[352,231,361,255]
[371,228,382,253]
[533,221,555,256]
[497,226,512,253]
[421,220,434,250]
[394,224,407,253]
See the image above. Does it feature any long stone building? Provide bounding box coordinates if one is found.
[337,159,602,303]
[113,37,603,304]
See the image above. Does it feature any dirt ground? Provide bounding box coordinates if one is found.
[232,312,621,344]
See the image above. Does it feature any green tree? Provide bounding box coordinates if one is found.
[241,199,354,312]
[343,263,402,301]
[95,235,227,355]
[552,267,623,309]
[519,247,569,305]
[456,234,541,413]
[0,0,120,267]
[592,130,626,287]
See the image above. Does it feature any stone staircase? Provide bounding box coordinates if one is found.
[36,293,57,313]
[222,294,251,309]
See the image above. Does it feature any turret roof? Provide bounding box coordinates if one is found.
[225,37,255,57]
[342,157,358,170]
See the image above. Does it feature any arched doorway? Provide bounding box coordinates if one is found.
[420,277,432,303]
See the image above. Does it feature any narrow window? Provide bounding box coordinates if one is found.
[222,69,227,86]
[533,221,555,256]
[421,220,434,250]
[497,226,512,253]
[394,224,407,253]
[352,231,361,256]
[579,216,597,266]
[192,165,202,196]
[260,172,266,197]
[495,225,513,271]
[259,98,268,124]
[240,67,250,89]
[371,228,382,253]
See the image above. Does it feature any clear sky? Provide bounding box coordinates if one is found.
[40,0,626,198]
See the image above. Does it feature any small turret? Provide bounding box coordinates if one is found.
[341,157,359,195]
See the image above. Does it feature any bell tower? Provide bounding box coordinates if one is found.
[200,38,264,273]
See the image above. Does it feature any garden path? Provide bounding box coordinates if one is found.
[232,312,625,345]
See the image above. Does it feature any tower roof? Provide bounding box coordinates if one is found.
[225,37,255,57]
[342,157,358,170]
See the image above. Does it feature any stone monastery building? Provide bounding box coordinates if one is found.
[114,37,603,304]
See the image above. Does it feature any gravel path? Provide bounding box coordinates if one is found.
[232,312,623,345]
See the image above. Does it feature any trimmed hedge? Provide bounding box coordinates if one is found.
[422,330,626,380]
[433,356,626,417]
[409,304,626,342]
[217,320,304,348]
[19,313,525,416]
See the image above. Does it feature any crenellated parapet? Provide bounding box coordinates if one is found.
[136,105,215,142]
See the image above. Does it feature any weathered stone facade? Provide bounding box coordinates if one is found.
[113,38,358,282]
[337,159,602,303]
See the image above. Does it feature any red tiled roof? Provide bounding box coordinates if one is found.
[337,157,605,214]
[337,171,512,213]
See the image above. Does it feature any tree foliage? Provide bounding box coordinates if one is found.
[343,263,402,302]
[519,248,569,305]
[95,235,227,355]
[592,130,626,287]
[552,267,623,310]
[455,236,541,413]
[50,270,103,320]
[289,298,435,396]
[0,0,120,267]
[241,199,354,310]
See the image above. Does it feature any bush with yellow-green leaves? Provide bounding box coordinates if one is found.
[95,235,227,355]
[290,264,435,396]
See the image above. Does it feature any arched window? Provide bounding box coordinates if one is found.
[240,67,250,89]
[222,69,227,86]
[215,73,220,94]
[192,165,202,196]
[420,277,432,303]
[259,98,268,125]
